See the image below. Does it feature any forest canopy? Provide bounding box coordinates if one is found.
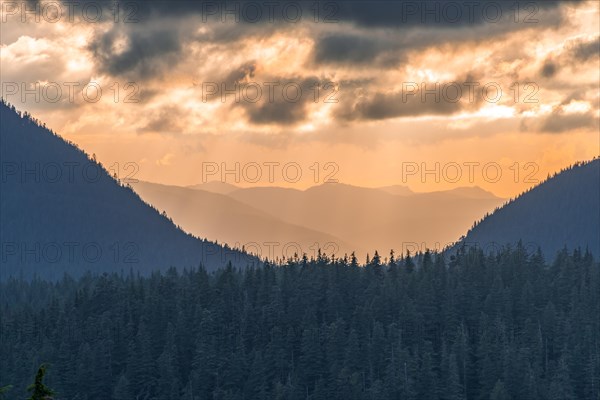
[1,245,599,400]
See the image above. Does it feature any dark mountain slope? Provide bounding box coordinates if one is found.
[0,101,256,280]
[455,158,600,257]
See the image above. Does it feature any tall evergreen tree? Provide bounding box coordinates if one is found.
[26,365,55,400]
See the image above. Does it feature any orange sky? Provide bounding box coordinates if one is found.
[1,0,598,198]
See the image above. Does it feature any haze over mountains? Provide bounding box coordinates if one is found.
[134,161,600,261]
[133,180,505,258]
[188,181,239,195]
[131,181,351,261]
[0,101,256,280]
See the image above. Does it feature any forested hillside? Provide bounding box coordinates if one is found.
[456,159,600,257]
[1,246,598,399]
[0,101,256,280]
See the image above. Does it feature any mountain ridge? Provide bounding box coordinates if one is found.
[452,158,600,257]
[131,180,354,260]
[0,101,257,280]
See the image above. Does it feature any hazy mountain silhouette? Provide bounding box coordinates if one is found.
[0,101,256,280]
[378,185,498,198]
[130,179,505,257]
[454,159,600,257]
[419,186,499,199]
[187,181,240,195]
[131,181,353,260]
[199,182,505,256]
[376,185,414,196]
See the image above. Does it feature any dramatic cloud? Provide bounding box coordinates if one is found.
[234,76,326,125]
[540,60,558,78]
[539,96,598,133]
[313,33,402,65]
[1,0,597,194]
[569,35,600,62]
[540,110,597,133]
[335,75,488,121]
[88,26,183,79]
[536,35,599,80]
[138,105,187,135]
[327,0,568,28]
[339,89,461,121]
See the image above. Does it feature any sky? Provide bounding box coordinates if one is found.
[1,0,599,198]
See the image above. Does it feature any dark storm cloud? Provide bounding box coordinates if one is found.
[73,0,572,78]
[243,99,308,125]
[194,61,258,102]
[540,111,597,133]
[313,34,404,65]
[335,78,486,121]
[329,0,569,28]
[36,0,576,116]
[138,105,186,134]
[538,36,599,79]
[540,60,557,78]
[237,77,323,125]
[569,36,600,62]
[225,61,257,85]
[88,27,182,79]
[340,90,462,121]
[311,2,567,66]
[203,73,327,125]
[68,0,568,26]
[193,61,326,125]
[311,27,489,66]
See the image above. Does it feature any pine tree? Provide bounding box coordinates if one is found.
[27,364,55,400]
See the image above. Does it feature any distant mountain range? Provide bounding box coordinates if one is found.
[132,181,351,261]
[187,181,240,195]
[0,101,257,280]
[140,164,600,260]
[133,180,505,258]
[453,158,600,258]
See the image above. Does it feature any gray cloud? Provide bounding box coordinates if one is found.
[51,0,574,26]
[335,78,485,121]
[312,4,566,68]
[88,26,182,79]
[313,34,403,65]
[137,105,186,135]
[540,111,597,133]
[541,60,558,78]
[192,61,257,102]
[343,91,461,121]
[329,1,568,28]
[236,76,323,125]
[75,0,572,79]
[196,62,325,126]
[570,36,600,62]
[225,61,257,83]
[538,36,599,79]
